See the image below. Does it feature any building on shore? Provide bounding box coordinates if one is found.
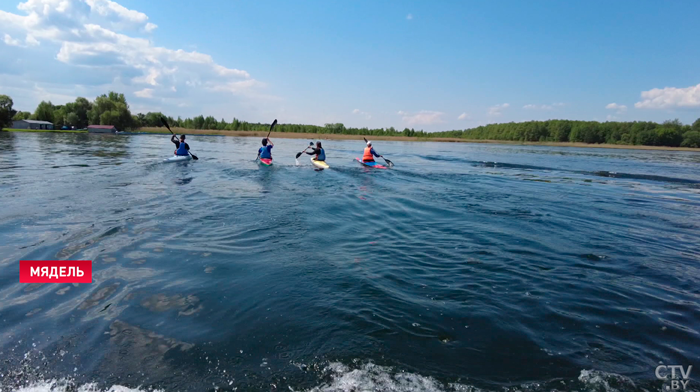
[87,125,119,133]
[12,120,54,130]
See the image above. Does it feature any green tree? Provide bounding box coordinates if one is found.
[66,112,80,127]
[655,127,683,147]
[32,101,55,122]
[12,111,31,121]
[71,97,92,128]
[0,95,17,129]
[549,120,571,142]
[636,130,659,146]
[88,92,132,131]
[692,118,700,132]
[681,131,700,148]
[53,105,67,127]
[192,115,205,129]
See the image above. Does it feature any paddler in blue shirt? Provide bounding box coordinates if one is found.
[171,134,190,156]
[258,137,274,160]
[305,141,326,162]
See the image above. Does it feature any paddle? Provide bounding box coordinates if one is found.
[362,137,393,167]
[267,119,277,139]
[295,142,315,159]
[257,119,278,161]
[161,117,198,160]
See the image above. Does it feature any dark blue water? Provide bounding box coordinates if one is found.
[1,131,699,392]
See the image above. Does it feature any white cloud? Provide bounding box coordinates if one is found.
[457,112,469,120]
[523,104,553,110]
[25,34,40,45]
[352,108,371,119]
[398,110,445,125]
[523,102,565,110]
[0,0,270,116]
[3,33,21,46]
[605,102,627,113]
[84,0,149,27]
[134,88,153,98]
[406,14,413,20]
[488,103,509,116]
[634,83,700,109]
[209,79,263,93]
[606,115,617,121]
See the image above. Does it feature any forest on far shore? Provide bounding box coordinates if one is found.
[2,92,699,148]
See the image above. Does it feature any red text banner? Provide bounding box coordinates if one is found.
[19,260,92,283]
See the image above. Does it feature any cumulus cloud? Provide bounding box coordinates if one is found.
[352,108,371,119]
[25,34,39,45]
[84,0,148,23]
[488,103,509,116]
[524,104,550,110]
[0,0,268,116]
[134,88,153,98]
[605,103,627,113]
[3,33,21,46]
[634,83,700,109]
[524,104,552,110]
[406,14,413,20]
[457,112,469,120]
[397,110,445,125]
[523,102,565,110]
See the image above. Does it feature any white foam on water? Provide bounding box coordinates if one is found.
[9,380,163,392]
[300,362,474,392]
[578,369,637,392]
[2,358,666,392]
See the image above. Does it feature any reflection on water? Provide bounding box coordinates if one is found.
[0,132,699,392]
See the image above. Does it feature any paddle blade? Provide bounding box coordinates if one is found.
[190,153,198,160]
[160,117,174,134]
[384,158,394,167]
[295,152,303,159]
[266,119,278,138]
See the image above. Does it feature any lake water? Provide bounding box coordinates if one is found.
[1,132,699,392]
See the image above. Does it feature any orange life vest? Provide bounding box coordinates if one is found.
[362,146,374,162]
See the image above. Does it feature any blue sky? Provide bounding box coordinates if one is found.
[1,0,699,131]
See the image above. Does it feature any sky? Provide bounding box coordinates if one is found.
[0,0,699,132]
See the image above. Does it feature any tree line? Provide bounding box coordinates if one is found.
[1,91,699,148]
[430,119,700,148]
[6,92,132,132]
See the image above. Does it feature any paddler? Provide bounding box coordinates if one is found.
[258,137,274,161]
[305,141,326,162]
[171,134,190,156]
[362,140,382,163]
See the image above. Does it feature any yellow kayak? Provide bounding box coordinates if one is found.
[311,158,329,170]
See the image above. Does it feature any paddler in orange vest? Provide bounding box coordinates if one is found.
[362,141,382,163]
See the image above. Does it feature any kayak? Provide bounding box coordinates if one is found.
[164,155,192,163]
[259,158,273,166]
[311,158,329,170]
[355,157,387,169]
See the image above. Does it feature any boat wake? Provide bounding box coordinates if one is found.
[2,352,682,392]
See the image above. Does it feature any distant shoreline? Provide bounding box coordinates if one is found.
[4,127,699,152]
